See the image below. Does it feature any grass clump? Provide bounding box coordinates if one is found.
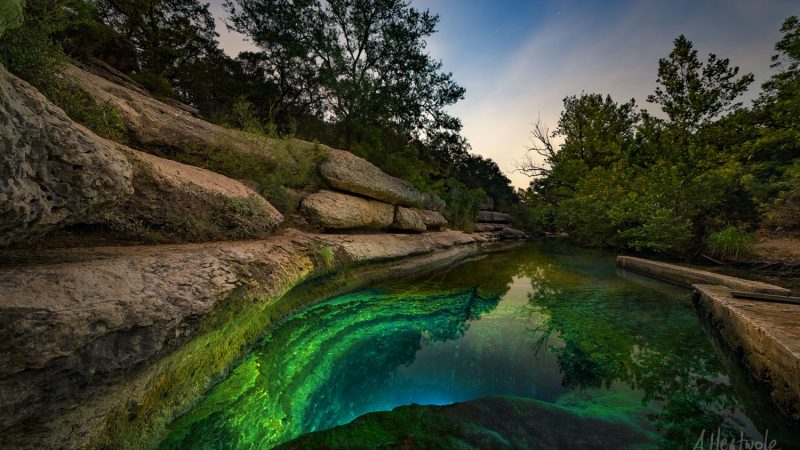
[211,196,279,239]
[706,226,755,260]
[157,137,326,216]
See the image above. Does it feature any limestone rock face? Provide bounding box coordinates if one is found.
[473,223,506,232]
[477,210,513,224]
[0,65,133,246]
[393,207,426,232]
[320,150,427,208]
[0,229,482,449]
[117,148,283,233]
[301,190,394,229]
[500,227,527,240]
[420,210,448,230]
[422,192,446,211]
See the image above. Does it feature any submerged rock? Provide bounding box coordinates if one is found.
[277,396,655,450]
[0,65,133,246]
[320,149,427,208]
[301,190,394,229]
[392,206,426,232]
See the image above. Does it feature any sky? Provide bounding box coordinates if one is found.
[208,0,798,188]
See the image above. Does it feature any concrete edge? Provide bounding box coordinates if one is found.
[693,284,800,420]
[616,255,790,295]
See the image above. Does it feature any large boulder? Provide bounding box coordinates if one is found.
[500,227,527,240]
[301,190,394,229]
[477,210,512,224]
[320,150,427,208]
[113,148,283,237]
[0,65,133,246]
[420,209,448,230]
[392,207,426,232]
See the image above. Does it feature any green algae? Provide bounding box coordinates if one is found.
[159,241,800,450]
[276,396,656,450]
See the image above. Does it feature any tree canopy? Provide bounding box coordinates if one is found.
[516,24,798,257]
[225,0,465,138]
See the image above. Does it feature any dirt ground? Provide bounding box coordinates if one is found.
[751,236,800,262]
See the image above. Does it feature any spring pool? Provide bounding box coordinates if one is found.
[159,241,800,449]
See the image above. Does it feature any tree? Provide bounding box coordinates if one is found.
[95,0,219,96]
[225,0,465,139]
[647,35,753,139]
[517,94,639,200]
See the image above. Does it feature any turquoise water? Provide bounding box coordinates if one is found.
[160,241,800,449]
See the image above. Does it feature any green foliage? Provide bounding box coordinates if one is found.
[229,96,266,135]
[226,0,465,139]
[0,0,24,36]
[647,34,754,137]
[51,86,128,140]
[0,0,128,140]
[94,0,218,79]
[155,138,326,216]
[310,243,336,269]
[516,26,798,257]
[130,71,175,99]
[212,196,280,238]
[706,227,754,260]
[0,0,71,88]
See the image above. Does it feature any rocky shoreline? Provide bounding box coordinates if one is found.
[0,50,528,449]
[0,229,513,448]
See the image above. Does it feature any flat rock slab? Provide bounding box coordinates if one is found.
[694,284,800,419]
[320,149,427,208]
[301,190,394,229]
[616,256,790,295]
[477,210,512,224]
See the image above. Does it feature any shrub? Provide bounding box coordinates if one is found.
[211,196,278,238]
[0,0,127,140]
[706,226,754,260]
[130,71,174,99]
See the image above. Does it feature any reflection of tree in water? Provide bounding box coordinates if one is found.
[515,259,754,450]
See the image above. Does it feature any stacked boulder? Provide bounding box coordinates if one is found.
[474,210,527,241]
[301,150,447,233]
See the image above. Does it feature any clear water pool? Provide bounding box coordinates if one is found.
[160,241,800,449]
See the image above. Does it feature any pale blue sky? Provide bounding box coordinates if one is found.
[208,0,798,187]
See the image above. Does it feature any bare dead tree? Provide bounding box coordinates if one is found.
[514,118,557,178]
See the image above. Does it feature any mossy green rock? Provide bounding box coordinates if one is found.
[0,0,24,37]
[277,396,655,450]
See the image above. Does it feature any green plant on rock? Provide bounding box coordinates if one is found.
[211,196,277,239]
[706,226,754,260]
[310,242,336,270]
[100,211,166,243]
